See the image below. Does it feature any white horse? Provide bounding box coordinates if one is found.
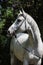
[8,9,43,65]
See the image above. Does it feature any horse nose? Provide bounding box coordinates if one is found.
[7,30,11,37]
[7,30,10,35]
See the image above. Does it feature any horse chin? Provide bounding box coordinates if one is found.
[7,33,12,37]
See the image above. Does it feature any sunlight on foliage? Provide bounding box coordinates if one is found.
[5,7,13,18]
[0,19,6,29]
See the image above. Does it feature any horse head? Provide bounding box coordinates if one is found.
[7,10,32,37]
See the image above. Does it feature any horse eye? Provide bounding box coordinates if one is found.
[17,19,21,22]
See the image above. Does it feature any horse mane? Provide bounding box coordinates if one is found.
[26,13,42,42]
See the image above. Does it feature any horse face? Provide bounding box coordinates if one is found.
[7,11,26,35]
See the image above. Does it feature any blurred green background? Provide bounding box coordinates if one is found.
[0,0,43,65]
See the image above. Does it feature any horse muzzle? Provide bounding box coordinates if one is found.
[7,30,16,37]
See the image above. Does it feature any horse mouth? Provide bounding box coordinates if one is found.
[7,30,16,37]
[7,31,11,37]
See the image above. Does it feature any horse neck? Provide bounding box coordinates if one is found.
[26,14,42,44]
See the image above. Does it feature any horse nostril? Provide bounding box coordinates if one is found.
[7,30,11,37]
[7,30,10,35]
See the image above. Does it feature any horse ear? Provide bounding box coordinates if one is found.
[18,10,22,16]
[22,9,27,17]
[19,10,22,14]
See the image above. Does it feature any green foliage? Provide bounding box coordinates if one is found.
[8,0,13,4]
[0,35,7,47]
[0,19,6,29]
[5,7,13,18]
